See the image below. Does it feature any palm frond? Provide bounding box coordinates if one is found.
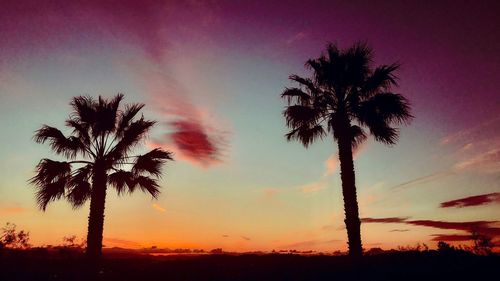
[116,103,145,137]
[108,170,135,195]
[34,125,85,158]
[70,96,96,125]
[343,41,372,86]
[66,164,93,208]
[350,125,367,148]
[134,175,160,198]
[132,148,173,177]
[285,124,326,148]
[65,119,91,148]
[29,159,71,210]
[281,87,311,105]
[107,117,156,162]
[92,94,124,136]
[288,75,318,94]
[283,105,324,128]
[325,43,340,63]
[358,92,413,125]
[369,124,399,145]
[306,56,329,86]
[363,64,400,95]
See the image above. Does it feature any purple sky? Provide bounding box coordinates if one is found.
[0,0,499,251]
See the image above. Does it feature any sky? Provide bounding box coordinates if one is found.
[0,0,499,252]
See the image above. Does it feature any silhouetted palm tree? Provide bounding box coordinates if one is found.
[30,94,173,260]
[282,42,413,256]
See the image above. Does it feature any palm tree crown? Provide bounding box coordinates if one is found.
[282,42,413,256]
[283,42,412,148]
[30,94,172,259]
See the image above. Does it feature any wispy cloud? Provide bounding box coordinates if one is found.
[261,187,283,199]
[440,114,500,145]
[103,237,141,248]
[220,234,251,241]
[0,204,26,215]
[453,148,500,174]
[441,114,500,175]
[279,238,340,249]
[152,203,166,213]
[440,192,500,208]
[390,171,453,190]
[300,180,328,194]
[131,63,229,168]
[285,31,306,45]
[389,229,410,232]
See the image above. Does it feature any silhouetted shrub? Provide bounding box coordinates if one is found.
[0,222,30,249]
[471,231,493,255]
[437,241,455,252]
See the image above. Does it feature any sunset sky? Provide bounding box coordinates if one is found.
[0,0,499,252]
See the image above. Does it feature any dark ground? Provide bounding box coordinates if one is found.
[1,250,498,281]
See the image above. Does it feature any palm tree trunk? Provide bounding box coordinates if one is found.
[86,165,107,261]
[337,125,363,257]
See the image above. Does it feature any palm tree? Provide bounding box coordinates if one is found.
[282,42,413,256]
[30,94,173,260]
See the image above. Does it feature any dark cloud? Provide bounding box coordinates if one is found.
[440,192,500,208]
[363,217,500,240]
[406,220,500,237]
[361,217,409,223]
[389,229,409,232]
[240,236,251,241]
[430,234,472,242]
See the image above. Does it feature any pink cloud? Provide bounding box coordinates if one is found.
[453,148,500,174]
[300,180,327,194]
[323,154,339,177]
[440,193,500,208]
[323,142,367,177]
[298,142,369,194]
[440,114,500,146]
[441,114,500,175]
[131,63,229,168]
[261,188,282,199]
[285,31,306,45]
[167,120,221,165]
[1,1,230,169]
[0,205,26,215]
[152,203,166,213]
